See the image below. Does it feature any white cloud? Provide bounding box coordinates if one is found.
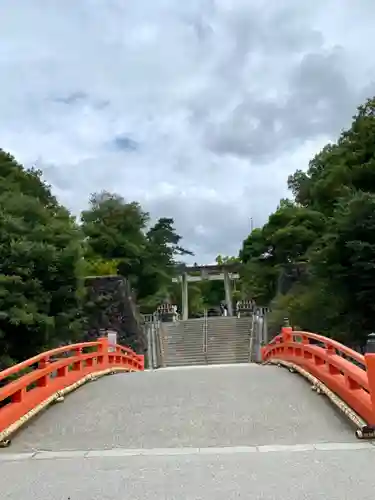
[0,0,375,263]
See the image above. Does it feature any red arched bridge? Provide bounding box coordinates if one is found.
[1,329,375,499]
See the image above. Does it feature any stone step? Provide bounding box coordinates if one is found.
[165,341,204,346]
[166,350,248,356]
[166,357,206,362]
[207,332,250,336]
[165,337,248,345]
[207,346,250,351]
[207,352,249,358]
[166,332,250,338]
[213,340,249,343]
[166,355,249,363]
[165,340,250,348]
[166,348,204,352]
[207,355,250,361]
[167,361,207,366]
[165,348,248,354]
[165,336,205,340]
[165,334,204,337]
[167,335,250,339]
[166,353,206,358]
[165,345,248,353]
[167,339,203,343]
[165,345,206,351]
[165,348,205,353]
[165,359,250,367]
[207,360,249,365]
[161,316,254,368]
[206,363,250,367]
[207,356,250,362]
[207,331,248,334]
[166,356,207,360]
[166,358,207,363]
[208,334,250,338]
[166,344,244,349]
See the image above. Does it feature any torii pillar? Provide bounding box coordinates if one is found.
[181,272,188,321]
[223,270,233,316]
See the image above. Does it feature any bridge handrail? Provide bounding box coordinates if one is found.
[262,327,375,427]
[267,331,365,366]
[114,343,139,355]
[0,341,102,382]
[0,338,144,442]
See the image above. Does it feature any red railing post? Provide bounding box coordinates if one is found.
[137,355,145,370]
[281,326,293,342]
[364,354,375,425]
[37,356,50,387]
[364,333,375,425]
[97,337,110,368]
[72,347,83,372]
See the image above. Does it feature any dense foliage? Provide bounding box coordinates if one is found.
[0,151,85,367]
[239,97,375,347]
[0,152,192,367]
[3,94,374,365]
[81,191,193,311]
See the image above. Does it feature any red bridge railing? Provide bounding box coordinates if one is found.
[0,337,144,445]
[262,327,375,431]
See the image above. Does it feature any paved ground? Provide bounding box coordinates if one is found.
[2,364,368,499]
[2,444,375,499]
[3,364,354,452]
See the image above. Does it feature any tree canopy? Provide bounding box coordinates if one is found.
[81,193,193,311]
[239,96,375,347]
[3,94,375,366]
[0,152,192,367]
[0,150,84,367]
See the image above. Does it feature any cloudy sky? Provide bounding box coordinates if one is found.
[1,0,375,263]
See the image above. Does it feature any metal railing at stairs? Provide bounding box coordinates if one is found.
[203,309,208,363]
[249,313,255,362]
[249,308,269,363]
[147,305,271,367]
[144,314,168,369]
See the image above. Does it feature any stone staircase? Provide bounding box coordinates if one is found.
[161,316,252,367]
[162,319,207,367]
[207,316,252,365]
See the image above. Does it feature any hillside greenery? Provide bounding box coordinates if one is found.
[1,95,375,366]
[0,152,192,368]
[239,96,375,347]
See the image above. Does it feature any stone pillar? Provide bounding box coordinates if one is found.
[262,309,268,345]
[223,270,233,316]
[147,322,153,369]
[151,317,158,368]
[181,272,189,320]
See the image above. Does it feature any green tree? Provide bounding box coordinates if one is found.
[240,95,375,346]
[264,205,325,265]
[81,191,149,277]
[82,192,193,313]
[83,257,121,276]
[136,217,193,310]
[0,151,84,366]
[215,255,240,265]
[311,192,375,344]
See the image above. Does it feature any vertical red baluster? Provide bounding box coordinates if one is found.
[365,333,375,425]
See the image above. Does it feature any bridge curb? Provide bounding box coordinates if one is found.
[0,367,137,447]
[263,359,375,439]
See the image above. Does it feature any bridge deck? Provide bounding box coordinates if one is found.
[2,364,375,499]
